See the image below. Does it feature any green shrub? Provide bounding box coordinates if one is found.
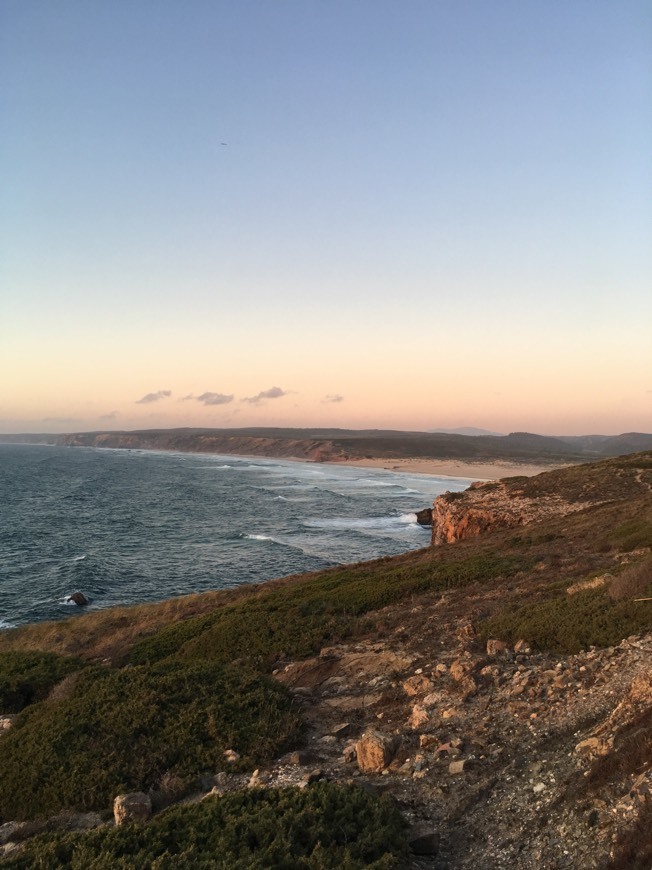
[0,651,85,713]
[131,554,530,667]
[3,783,408,869]
[480,588,652,654]
[609,516,652,551]
[0,662,299,821]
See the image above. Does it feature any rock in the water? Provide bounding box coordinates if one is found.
[113,792,152,826]
[68,591,89,606]
[356,729,396,773]
[415,508,433,526]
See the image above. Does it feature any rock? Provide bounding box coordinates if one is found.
[409,829,440,856]
[0,715,17,734]
[513,639,532,654]
[486,639,509,656]
[356,729,396,773]
[419,734,438,749]
[286,750,315,766]
[415,508,433,526]
[449,759,466,774]
[574,737,611,757]
[403,675,434,696]
[0,823,23,846]
[67,591,88,606]
[224,749,240,763]
[331,722,353,738]
[450,658,476,681]
[113,792,152,826]
[408,705,430,729]
[343,744,357,763]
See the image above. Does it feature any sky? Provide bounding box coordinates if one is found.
[1,0,651,436]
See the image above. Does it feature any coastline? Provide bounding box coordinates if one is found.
[332,456,566,480]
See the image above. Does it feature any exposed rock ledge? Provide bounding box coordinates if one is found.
[430,457,652,545]
[431,481,586,545]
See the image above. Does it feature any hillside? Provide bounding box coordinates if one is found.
[0,452,651,867]
[3,427,652,464]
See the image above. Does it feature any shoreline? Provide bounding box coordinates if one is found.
[331,456,566,480]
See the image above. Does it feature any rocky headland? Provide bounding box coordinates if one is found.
[0,451,651,867]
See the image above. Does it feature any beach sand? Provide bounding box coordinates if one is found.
[335,457,566,481]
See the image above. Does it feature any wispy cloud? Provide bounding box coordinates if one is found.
[135,390,172,404]
[196,392,234,406]
[322,394,344,403]
[99,411,118,420]
[242,386,289,404]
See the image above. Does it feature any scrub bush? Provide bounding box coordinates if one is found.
[2,783,408,869]
[0,651,85,713]
[0,662,299,821]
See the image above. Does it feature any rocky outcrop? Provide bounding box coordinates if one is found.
[432,480,589,545]
[113,792,152,826]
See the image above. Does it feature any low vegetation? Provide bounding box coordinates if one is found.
[0,651,85,713]
[130,553,529,667]
[2,783,408,869]
[0,662,299,821]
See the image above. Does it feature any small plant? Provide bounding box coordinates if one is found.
[608,557,652,602]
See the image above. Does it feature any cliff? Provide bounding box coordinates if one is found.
[432,453,652,545]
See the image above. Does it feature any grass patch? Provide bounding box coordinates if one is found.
[0,651,85,713]
[2,783,408,869]
[131,554,530,667]
[0,662,299,821]
[479,588,652,654]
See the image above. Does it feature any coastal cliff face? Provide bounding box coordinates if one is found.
[57,432,348,463]
[431,481,584,545]
[431,457,652,545]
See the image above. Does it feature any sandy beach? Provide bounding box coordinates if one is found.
[335,457,567,480]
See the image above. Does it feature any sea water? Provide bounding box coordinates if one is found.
[0,444,473,628]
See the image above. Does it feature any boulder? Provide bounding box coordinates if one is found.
[0,715,17,734]
[486,639,509,656]
[415,508,433,526]
[408,705,430,730]
[113,792,152,826]
[356,729,396,773]
[402,675,434,697]
[68,591,89,606]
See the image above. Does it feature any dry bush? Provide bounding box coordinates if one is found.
[608,558,652,602]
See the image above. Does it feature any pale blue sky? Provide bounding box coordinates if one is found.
[2,1,651,434]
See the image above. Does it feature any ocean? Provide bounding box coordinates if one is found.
[0,444,472,628]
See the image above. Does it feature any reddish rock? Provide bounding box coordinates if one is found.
[356,729,396,773]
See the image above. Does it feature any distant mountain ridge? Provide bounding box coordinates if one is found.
[2,428,652,463]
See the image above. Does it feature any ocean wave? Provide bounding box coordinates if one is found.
[305,514,423,532]
[0,619,14,630]
[72,554,87,562]
[243,533,274,541]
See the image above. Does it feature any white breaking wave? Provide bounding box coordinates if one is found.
[244,533,274,541]
[72,554,87,562]
[0,619,14,630]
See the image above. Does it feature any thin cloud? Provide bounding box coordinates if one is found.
[242,386,288,404]
[322,394,344,403]
[99,411,118,420]
[196,392,234,406]
[135,390,172,405]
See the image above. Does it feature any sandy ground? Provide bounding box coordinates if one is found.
[335,457,567,480]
